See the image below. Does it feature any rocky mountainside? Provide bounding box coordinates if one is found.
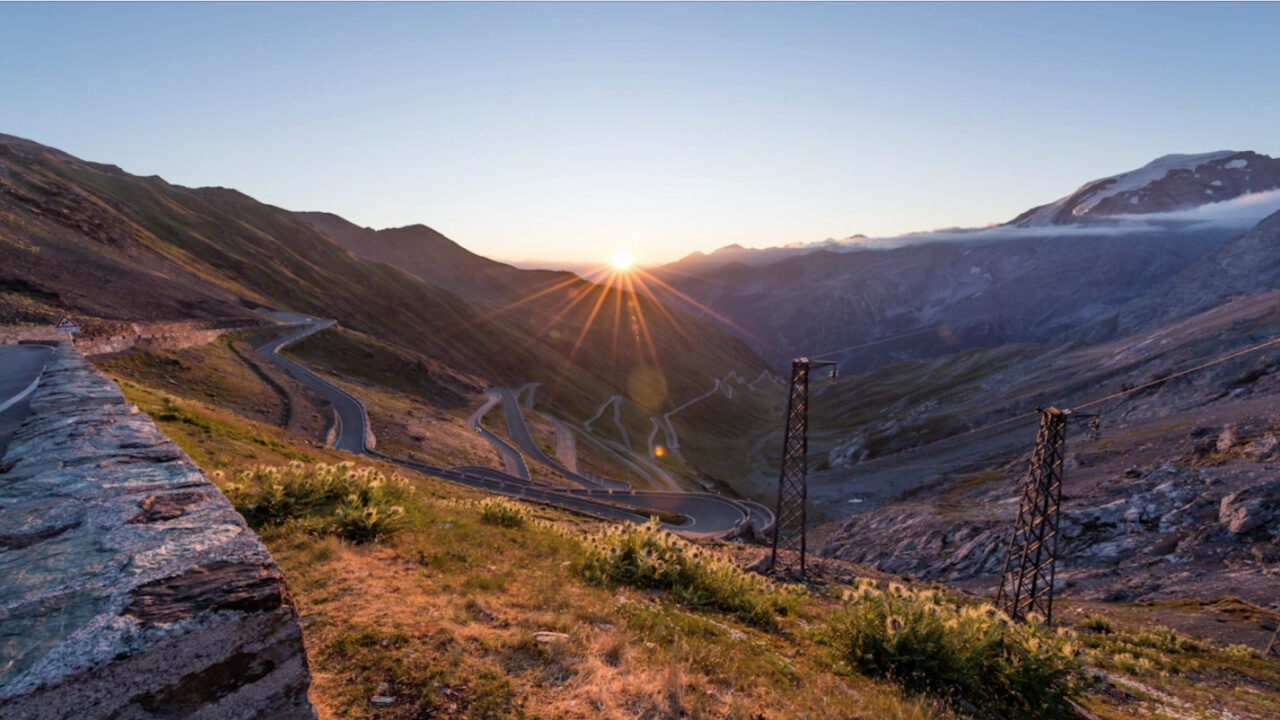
[1099,209,1280,337]
[813,288,1280,610]
[650,152,1280,371]
[652,226,1240,370]
[1007,151,1280,227]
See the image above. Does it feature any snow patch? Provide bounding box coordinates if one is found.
[1226,158,1248,170]
[1015,151,1240,227]
[1069,151,1237,217]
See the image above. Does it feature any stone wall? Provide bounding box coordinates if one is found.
[0,318,262,357]
[0,342,317,719]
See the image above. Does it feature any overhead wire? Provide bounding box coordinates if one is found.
[804,233,1280,362]
[842,332,1280,475]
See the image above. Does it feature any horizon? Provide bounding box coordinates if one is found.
[3,3,1279,267]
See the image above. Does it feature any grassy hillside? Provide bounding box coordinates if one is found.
[0,132,770,487]
[95,345,1280,720]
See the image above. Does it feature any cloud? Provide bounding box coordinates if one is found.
[833,190,1280,250]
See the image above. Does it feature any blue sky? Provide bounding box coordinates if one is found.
[3,2,1278,266]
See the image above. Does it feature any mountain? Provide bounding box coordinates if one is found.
[296,212,569,307]
[1101,208,1280,336]
[1007,151,1280,227]
[0,133,770,455]
[649,152,1280,370]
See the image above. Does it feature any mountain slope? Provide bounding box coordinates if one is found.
[1105,208,1280,335]
[652,226,1239,370]
[1007,151,1280,227]
[296,212,569,308]
[648,152,1280,370]
[0,133,772,477]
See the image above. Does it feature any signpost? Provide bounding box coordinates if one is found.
[54,316,80,333]
[54,316,81,339]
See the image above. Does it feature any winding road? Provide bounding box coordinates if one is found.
[256,318,771,538]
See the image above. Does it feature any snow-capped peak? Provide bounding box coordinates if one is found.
[1007,151,1279,227]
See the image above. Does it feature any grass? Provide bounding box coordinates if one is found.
[97,345,1280,720]
[99,333,288,426]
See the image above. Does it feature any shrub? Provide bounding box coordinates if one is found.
[579,520,798,630]
[824,580,1080,718]
[1129,627,1205,654]
[1223,643,1262,661]
[225,462,409,543]
[479,498,528,528]
[1079,614,1114,634]
[1078,623,1209,676]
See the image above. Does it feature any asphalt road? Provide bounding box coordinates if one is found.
[466,392,530,480]
[0,344,55,456]
[482,387,763,537]
[256,318,770,538]
[485,387,601,488]
[255,320,368,453]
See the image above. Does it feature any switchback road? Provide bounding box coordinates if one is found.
[257,318,771,538]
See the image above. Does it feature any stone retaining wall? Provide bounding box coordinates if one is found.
[0,342,316,719]
[0,318,262,357]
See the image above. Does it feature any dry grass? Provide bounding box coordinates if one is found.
[99,346,1280,720]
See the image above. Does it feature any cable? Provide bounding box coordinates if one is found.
[848,332,1280,473]
[1072,336,1280,411]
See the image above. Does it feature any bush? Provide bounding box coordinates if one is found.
[1078,622,1209,676]
[1078,614,1114,634]
[225,462,409,543]
[1223,643,1262,661]
[579,520,797,630]
[824,580,1080,718]
[479,498,528,528]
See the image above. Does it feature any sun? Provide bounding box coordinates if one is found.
[609,250,634,271]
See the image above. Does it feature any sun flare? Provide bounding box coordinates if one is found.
[609,250,634,271]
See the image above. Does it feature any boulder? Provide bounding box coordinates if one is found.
[1219,481,1280,536]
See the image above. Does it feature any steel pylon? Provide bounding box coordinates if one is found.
[997,406,1070,623]
[1267,623,1280,657]
[769,357,834,578]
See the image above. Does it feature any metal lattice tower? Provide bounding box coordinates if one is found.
[997,406,1071,623]
[769,357,834,577]
[1266,623,1280,657]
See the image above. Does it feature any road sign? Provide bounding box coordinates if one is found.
[54,316,81,334]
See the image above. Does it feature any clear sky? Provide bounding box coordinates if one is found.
[3,2,1278,267]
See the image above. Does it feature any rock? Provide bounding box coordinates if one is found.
[828,434,868,469]
[533,631,570,644]
[1216,425,1239,453]
[1219,481,1280,536]
[1250,540,1280,564]
[0,343,316,720]
[1242,432,1279,460]
[370,696,396,707]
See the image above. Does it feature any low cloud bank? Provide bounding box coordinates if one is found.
[832,189,1280,250]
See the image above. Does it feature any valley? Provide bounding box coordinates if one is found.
[3,131,1278,720]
